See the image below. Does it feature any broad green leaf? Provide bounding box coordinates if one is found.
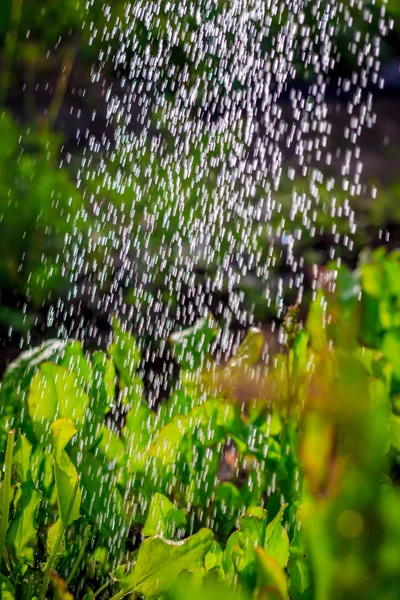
[150,410,198,465]
[91,351,116,418]
[214,483,242,537]
[115,528,214,599]
[142,493,187,538]
[382,258,400,296]
[223,530,240,583]
[169,315,218,371]
[167,578,250,600]
[61,341,92,393]
[47,419,81,557]
[264,504,289,569]
[287,521,311,600]
[28,363,89,444]
[255,547,289,600]
[123,401,154,455]
[205,541,224,572]
[0,575,15,600]
[7,435,41,575]
[97,425,126,469]
[227,327,264,369]
[109,320,141,387]
[1,340,68,397]
[361,263,384,299]
[77,450,128,541]
[230,507,268,588]
[0,340,68,444]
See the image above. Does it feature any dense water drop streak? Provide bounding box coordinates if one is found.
[58,0,392,400]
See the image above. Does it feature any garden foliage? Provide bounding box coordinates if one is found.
[0,248,400,598]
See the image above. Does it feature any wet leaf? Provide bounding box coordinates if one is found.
[91,351,116,418]
[169,315,218,371]
[109,320,141,387]
[255,547,289,600]
[0,575,15,600]
[227,328,264,370]
[115,528,214,599]
[7,435,41,575]
[61,342,92,394]
[27,364,89,444]
[142,493,187,538]
[47,419,81,558]
[77,449,128,541]
[264,504,289,569]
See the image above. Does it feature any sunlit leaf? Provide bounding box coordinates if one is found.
[28,364,89,444]
[142,493,187,538]
[264,504,289,569]
[115,528,214,599]
[47,419,81,558]
[255,547,289,600]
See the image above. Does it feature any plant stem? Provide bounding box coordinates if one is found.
[93,580,111,598]
[108,590,127,600]
[66,524,91,584]
[0,0,24,104]
[0,429,15,570]
[39,478,79,600]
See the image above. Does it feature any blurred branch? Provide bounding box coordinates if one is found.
[0,0,24,104]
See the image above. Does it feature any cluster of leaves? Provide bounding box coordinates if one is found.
[1,247,400,598]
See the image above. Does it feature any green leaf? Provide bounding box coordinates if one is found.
[390,414,400,451]
[77,450,128,541]
[205,541,224,572]
[287,522,311,600]
[292,332,309,381]
[0,575,15,600]
[264,504,289,569]
[114,528,214,599]
[0,340,68,443]
[27,364,89,444]
[142,493,187,538]
[227,327,264,369]
[306,292,328,353]
[361,263,384,299]
[109,320,141,387]
[382,332,400,383]
[7,435,41,575]
[47,419,81,557]
[61,341,92,393]
[91,351,116,418]
[149,413,192,466]
[230,507,268,588]
[169,315,218,371]
[223,530,240,583]
[255,547,289,600]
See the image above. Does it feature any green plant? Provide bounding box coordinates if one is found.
[1,248,400,598]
